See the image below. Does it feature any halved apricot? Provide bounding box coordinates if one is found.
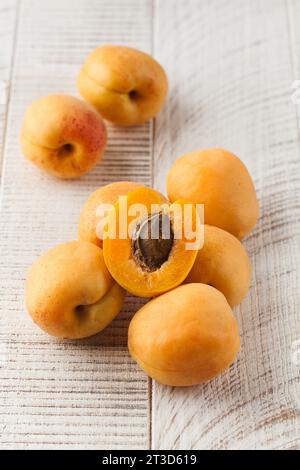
[103,187,201,297]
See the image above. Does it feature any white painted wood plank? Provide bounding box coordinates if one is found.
[0,0,153,449]
[287,0,300,141]
[153,0,300,450]
[0,0,18,175]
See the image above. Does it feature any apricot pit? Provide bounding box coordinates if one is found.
[131,211,174,272]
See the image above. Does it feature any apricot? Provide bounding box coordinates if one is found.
[185,225,251,307]
[167,148,259,239]
[128,283,240,386]
[77,45,168,126]
[78,181,144,248]
[26,241,125,339]
[20,95,107,179]
[103,187,200,297]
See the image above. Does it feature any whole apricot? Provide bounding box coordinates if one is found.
[167,148,259,239]
[20,95,107,179]
[185,225,251,307]
[128,283,240,386]
[26,241,125,339]
[77,45,168,125]
[78,181,144,247]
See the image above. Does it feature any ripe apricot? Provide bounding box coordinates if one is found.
[26,241,125,339]
[78,181,144,247]
[20,95,107,179]
[167,148,259,239]
[185,225,251,307]
[128,283,240,386]
[103,187,200,297]
[77,45,168,126]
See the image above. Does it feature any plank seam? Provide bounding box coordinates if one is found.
[148,0,158,452]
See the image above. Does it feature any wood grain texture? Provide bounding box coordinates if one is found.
[152,0,300,450]
[0,0,18,175]
[0,0,153,450]
[1,0,299,451]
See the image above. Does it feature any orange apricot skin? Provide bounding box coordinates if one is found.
[128,283,240,387]
[167,148,259,239]
[77,45,168,126]
[20,95,107,179]
[78,181,144,248]
[185,225,251,307]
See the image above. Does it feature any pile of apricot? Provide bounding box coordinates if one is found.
[24,45,259,387]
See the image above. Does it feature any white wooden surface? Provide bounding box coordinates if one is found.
[0,0,299,450]
[0,0,17,171]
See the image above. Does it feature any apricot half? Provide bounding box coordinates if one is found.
[77,45,168,125]
[128,283,240,386]
[103,187,200,297]
[26,241,125,339]
[185,225,251,307]
[167,148,259,239]
[78,181,144,248]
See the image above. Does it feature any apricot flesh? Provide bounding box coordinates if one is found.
[103,187,200,297]
[77,45,168,125]
[185,225,251,307]
[167,148,259,239]
[78,181,143,248]
[26,241,125,339]
[20,95,107,179]
[128,283,240,386]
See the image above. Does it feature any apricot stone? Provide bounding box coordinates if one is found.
[20,95,107,179]
[77,45,168,125]
[128,283,240,386]
[26,241,125,339]
[185,225,251,307]
[167,148,259,239]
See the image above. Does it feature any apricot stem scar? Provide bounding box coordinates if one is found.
[129,90,139,100]
[58,143,74,158]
